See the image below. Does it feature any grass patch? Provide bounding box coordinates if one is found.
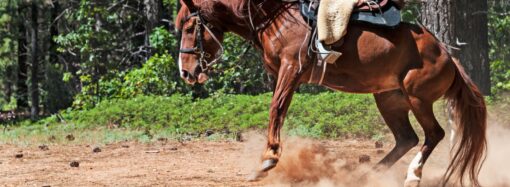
[1,92,385,144]
[2,92,508,145]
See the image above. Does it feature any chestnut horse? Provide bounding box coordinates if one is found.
[175,0,487,186]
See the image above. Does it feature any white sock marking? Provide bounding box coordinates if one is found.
[406,152,423,183]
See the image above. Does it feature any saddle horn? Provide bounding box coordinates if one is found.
[181,0,197,12]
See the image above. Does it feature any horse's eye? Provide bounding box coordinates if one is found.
[185,25,195,33]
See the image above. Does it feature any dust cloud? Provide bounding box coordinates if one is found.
[263,138,402,187]
[478,125,510,186]
[241,122,510,186]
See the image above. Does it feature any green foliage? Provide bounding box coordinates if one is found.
[0,1,14,64]
[0,98,16,111]
[490,60,510,93]
[150,26,177,54]
[488,3,510,62]
[202,33,271,95]
[120,53,185,96]
[72,53,190,108]
[285,93,385,138]
[54,0,178,108]
[488,4,510,94]
[42,63,75,113]
[72,30,273,108]
[401,1,421,23]
[43,92,384,139]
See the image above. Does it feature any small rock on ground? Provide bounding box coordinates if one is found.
[235,132,243,142]
[157,137,168,142]
[359,154,371,163]
[39,145,49,151]
[48,136,56,142]
[65,134,75,141]
[204,130,214,137]
[15,153,23,158]
[92,147,102,153]
[375,141,384,148]
[70,161,80,167]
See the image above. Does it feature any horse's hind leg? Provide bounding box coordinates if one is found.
[373,90,419,169]
[404,96,445,187]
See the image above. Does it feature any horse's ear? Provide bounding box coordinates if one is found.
[181,0,197,12]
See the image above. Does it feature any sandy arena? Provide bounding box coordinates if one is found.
[0,127,509,186]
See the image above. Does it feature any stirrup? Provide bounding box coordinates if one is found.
[316,40,342,64]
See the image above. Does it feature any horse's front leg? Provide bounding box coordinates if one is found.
[249,59,303,180]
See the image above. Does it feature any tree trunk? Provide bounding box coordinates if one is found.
[144,0,162,59]
[16,5,29,111]
[49,1,59,65]
[165,0,174,31]
[30,2,39,120]
[172,1,182,61]
[421,0,456,49]
[453,0,490,95]
[3,66,13,102]
[421,0,490,95]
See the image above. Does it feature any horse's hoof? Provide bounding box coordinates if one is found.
[261,159,277,172]
[246,170,267,182]
[404,179,420,187]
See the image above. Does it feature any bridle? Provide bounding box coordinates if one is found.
[178,1,284,72]
[179,11,224,71]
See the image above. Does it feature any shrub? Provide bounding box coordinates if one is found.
[49,92,385,139]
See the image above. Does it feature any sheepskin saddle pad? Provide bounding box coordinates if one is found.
[299,0,403,45]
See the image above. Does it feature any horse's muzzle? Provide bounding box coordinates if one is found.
[181,66,208,85]
[181,70,197,85]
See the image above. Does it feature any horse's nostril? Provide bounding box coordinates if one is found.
[181,70,190,79]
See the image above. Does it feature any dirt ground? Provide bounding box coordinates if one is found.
[0,136,403,186]
[0,130,509,187]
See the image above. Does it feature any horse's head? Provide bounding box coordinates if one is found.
[176,0,225,85]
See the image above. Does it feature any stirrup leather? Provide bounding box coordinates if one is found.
[316,40,342,64]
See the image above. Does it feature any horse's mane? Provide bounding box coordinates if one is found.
[176,0,249,30]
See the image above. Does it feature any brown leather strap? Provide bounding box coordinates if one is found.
[308,59,328,85]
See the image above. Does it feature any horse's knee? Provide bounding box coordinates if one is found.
[397,133,419,150]
[427,126,445,146]
[407,134,420,148]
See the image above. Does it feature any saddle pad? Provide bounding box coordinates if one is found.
[300,0,401,28]
[317,0,358,44]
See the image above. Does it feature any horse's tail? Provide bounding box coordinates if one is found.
[443,58,487,186]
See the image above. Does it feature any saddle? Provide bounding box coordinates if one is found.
[295,0,403,84]
[355,0,404,12]
[300,0,402,28]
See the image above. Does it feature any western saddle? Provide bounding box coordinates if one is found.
[355,0,405,12]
